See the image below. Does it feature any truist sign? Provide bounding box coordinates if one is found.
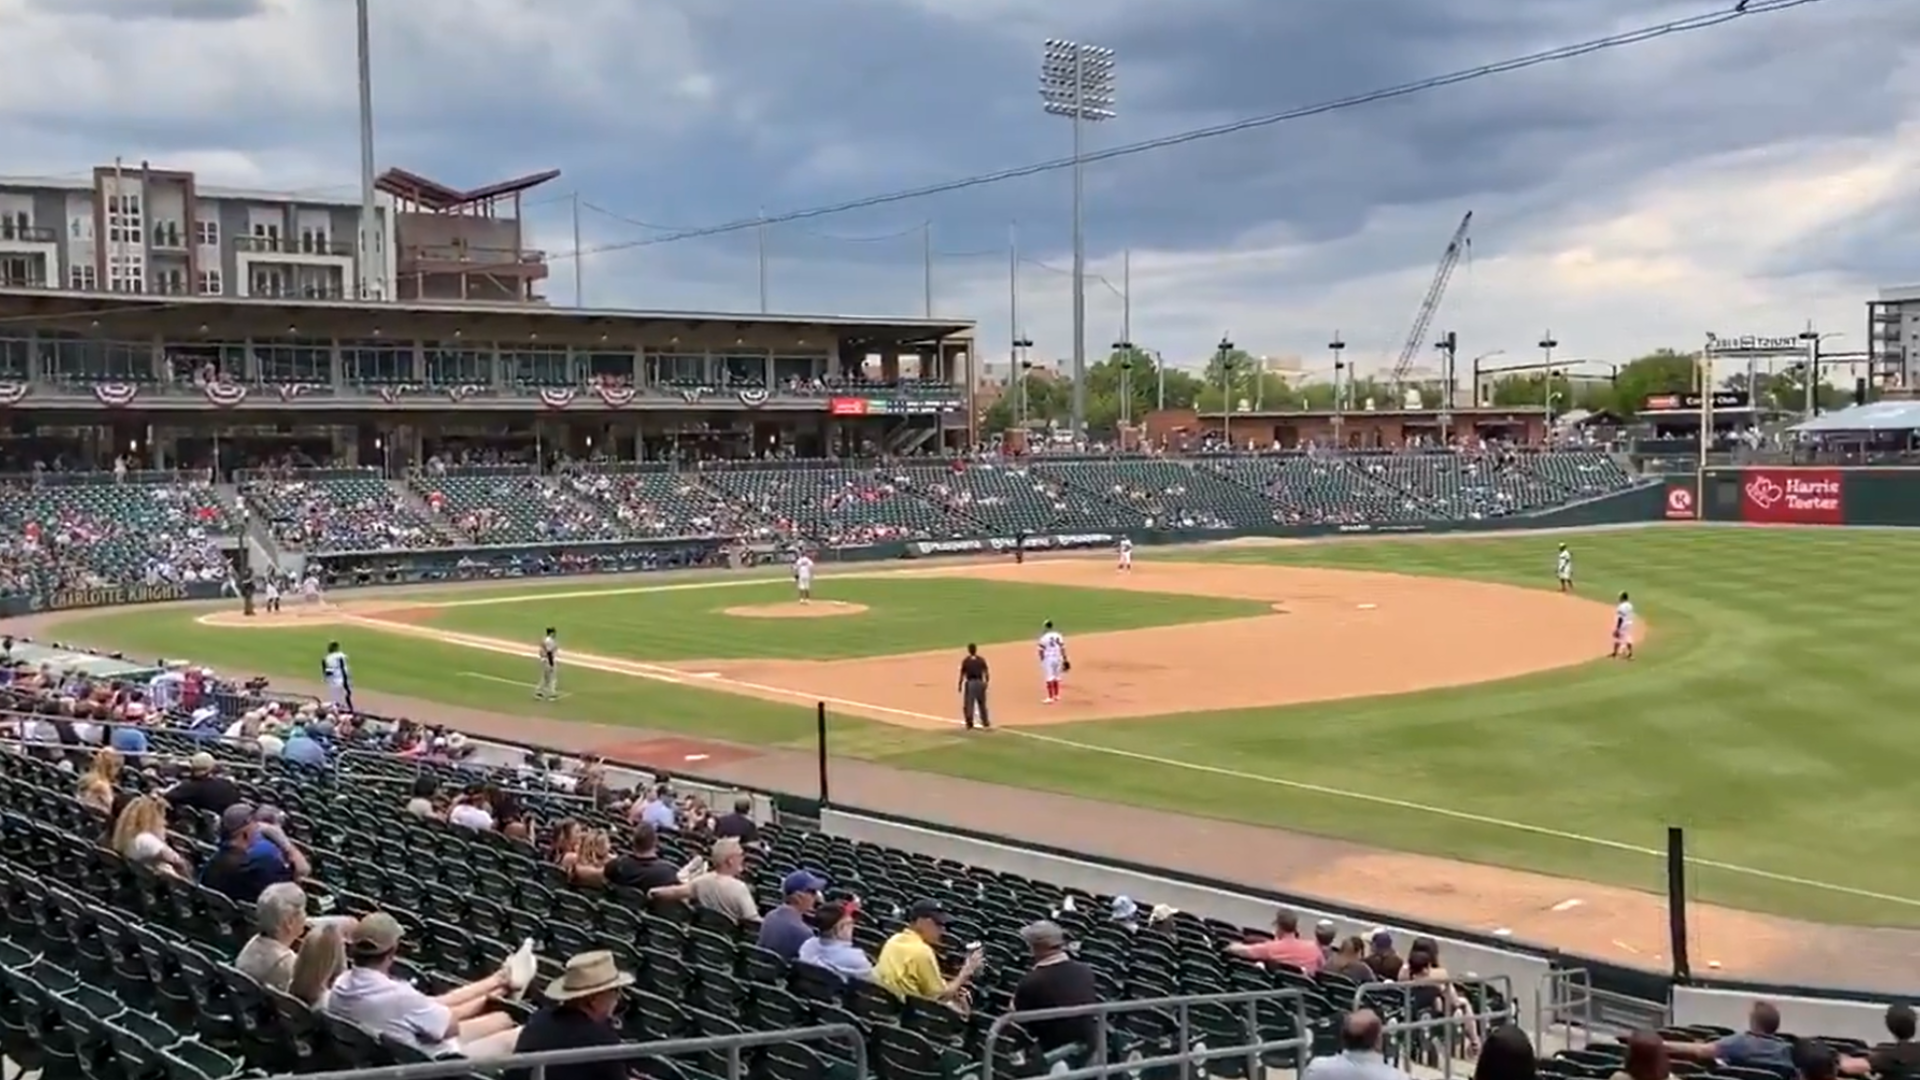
[1740,468,1844,525]
[1705,333,1805,356]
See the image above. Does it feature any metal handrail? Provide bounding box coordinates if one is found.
[261,1022,866,1080]
[1355,975,1516,1080]
[981,985,1310,1080]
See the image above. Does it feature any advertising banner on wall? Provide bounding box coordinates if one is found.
[1739,469,1844,525]
[1664,485,1697,520]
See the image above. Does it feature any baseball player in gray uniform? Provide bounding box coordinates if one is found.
[535,627,560,700]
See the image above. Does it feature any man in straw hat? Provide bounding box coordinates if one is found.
[507,951,636,1080]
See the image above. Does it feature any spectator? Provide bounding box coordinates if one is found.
[163,751,242,815]
[1614,1031,1671,1080]
[282,723,328,768]
[507,951,635,1080]
[84,748,130,818]
[235,882,318,991]
[108,718,150,755]
[325,912,526,1058]
[1225,910,1322,973]
[757,870,827,959]
[1472,1025,1536,1080]
[654,838,758,923]
[1325,936,1378,983]
[595,822,680,891]
[288,921,347,1007]
[1666,1002,1792,1070]
[201,803,299,902]
[1797,1040,1840,1080]
[1871,1004,1920,1080]
[448,786,496,831]
[111,794,190,876]
[559,830,612,886]
[634,784,676,831]
[874,899,982,1007]
[1012,921,1099,1055]
[1364,931,1402,981]
[1302,1009,1412,1080]
[797,901,872,982]
[404,776,439,818]
[1314,920,1338,961]
[76,773,114,816]
[711,797,760,844]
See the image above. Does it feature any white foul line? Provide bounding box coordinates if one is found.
[457,671,570,699]
[343,615,1920,913]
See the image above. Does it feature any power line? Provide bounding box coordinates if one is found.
[535,0,1829,267]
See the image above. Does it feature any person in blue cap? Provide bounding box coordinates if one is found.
[756,869,828,959]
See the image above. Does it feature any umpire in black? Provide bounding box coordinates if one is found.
[958,643,991,730]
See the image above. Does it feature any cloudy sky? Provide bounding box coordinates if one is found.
[4,0,1916,379]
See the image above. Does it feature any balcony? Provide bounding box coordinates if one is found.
[398,243,549,280]
[0,223,57,244]
[150,223,187,251]
[234,235,357,258]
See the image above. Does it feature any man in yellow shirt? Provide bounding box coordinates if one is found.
[874,900,982,1007]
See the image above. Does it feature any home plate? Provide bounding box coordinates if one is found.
[1550,898,1584,913]
[1356,603,1377,610]
[683,753,710,762]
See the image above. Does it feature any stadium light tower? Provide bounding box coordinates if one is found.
[1040,39,1115,441]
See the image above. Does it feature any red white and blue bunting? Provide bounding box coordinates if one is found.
[538,388,576,410]
[0,383,27,407]
[94,383,139,407]
[595,385,636,408]
[738,388,769,408]
[204,381,248,407]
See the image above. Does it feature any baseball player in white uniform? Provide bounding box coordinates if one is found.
[535,627,560,700]
[1118,537,1133,571]
[301,573,322,606]
[1611,592,1636,660]
[1037,620,1069,704]
[1556,544,1573,593]
[321,640,354,710]
[793,553,815,603]
[263,575,281,614]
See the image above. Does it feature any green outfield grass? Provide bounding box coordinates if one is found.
[51,528,1920,927]
[413,577,1271,660]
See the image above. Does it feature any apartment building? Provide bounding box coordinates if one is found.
[1870,285,1920,391]
[0,164,398,301]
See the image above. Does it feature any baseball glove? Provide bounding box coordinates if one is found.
[1061,660,1073,673]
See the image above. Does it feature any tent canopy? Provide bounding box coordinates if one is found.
[1789,400,1920,434]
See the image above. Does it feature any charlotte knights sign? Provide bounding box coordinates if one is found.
[1705,333,1805,356]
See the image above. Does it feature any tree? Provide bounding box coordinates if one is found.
[1488,373,1574,409]
[1604,349,1696,416]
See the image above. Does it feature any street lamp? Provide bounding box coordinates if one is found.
[1329,333,1347,445]
[1113,338,1134,429]
[1217,335,1236,448]
[1798,325,1845,416]
[1538,331,1559,426]
[1469,350,1504,406]
[1040,38,1115,442]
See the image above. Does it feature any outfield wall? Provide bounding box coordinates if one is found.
[1695,466,1920,527]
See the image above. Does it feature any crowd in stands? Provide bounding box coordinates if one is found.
[0,644,1909,1080]
[0,447,1639,598]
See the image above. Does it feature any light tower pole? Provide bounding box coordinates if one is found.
[1040,38,1115,442]
[1538,330,1559,426]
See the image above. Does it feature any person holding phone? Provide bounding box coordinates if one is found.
[873,900,983,1011]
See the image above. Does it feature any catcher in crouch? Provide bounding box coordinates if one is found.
[1037,620,1070,704]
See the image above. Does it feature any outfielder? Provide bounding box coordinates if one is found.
[793,552,815,603]
[1556,544,1573,593]
[1118,537,1134,571]
[321,640,354,711]
[535,627,560,700]
[1037,620,1069,704]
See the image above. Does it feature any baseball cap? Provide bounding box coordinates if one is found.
[219,802,257,837]
[781,870,828,896]
[348,911,405,957]
[1370,929,1395,949]
[907,899,951,925]
[188,752,215,774]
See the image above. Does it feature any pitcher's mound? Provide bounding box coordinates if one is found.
[722,601,869,619]
[196,605,352,629]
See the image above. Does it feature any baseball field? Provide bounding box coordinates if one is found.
[31,525,1920,987]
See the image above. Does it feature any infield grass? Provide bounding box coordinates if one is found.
[53,527,1920,927]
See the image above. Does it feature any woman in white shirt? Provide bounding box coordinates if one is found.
[111,795,190,876]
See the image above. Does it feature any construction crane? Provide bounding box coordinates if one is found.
[1388,211,1472,390]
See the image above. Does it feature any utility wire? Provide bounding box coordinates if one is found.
[535,0,1829,265]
